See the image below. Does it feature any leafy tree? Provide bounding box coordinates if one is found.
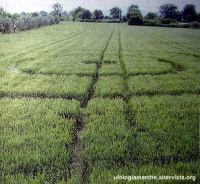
[93,9,104,20]
[73,7,85,21]
[32,12,39,17]
[21,12,26,16]
[197,13,200,23]
[0,8,18,33]
[126,4,142,19]
[104,16,113,19]
[182,4,197,22]
[91,13,95,20]
[145,12,158,19]
[10,13,20,32]
[126,4,143,25]
[122,15,127,22]
[52,3,63,18]
[11,17,19,32]
[81,10,91,20]
[128,15,143,25]
[12,13,20,18]
[76,12,82,19]
[0,17,12,33]
[62,11,68,16]
[40,11,47,16]
[5,13,12,18]
[74,7,85,16]
[69,10,74,16]
[0,7,11,18]
[0,7,5,15]
[159,4,179,19]
[0,14,59,34]
[175,11,182,21]
[110,7,122,20]
[49,11,56,16]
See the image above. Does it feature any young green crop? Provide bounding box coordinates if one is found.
[129,95,199,165]
[128,72,199,95]
[143,26,200,54]
[120,26,200,66]
[86,95,199,183]
[0,23,115,73]
[103,54,119,63]
[20,55,98,76]
[100,63,122,75]
[0,23,94,67]
[0,98,81,183]
[124,56,174,75]
[154,54,200,72]
[83,98,133,176]
[103,26,119,63]
[0,73,92,100]
[94,76,124,98]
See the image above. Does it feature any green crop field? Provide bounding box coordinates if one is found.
[0,22,199,184]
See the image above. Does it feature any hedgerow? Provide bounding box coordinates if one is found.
[0,15,59,34]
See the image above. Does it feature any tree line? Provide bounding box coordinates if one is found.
[0,4,61,34]
[127,3,200,26]
[1,3,200,34]
[68,4,200,25]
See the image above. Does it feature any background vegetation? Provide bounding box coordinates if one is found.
[1,2,200,34]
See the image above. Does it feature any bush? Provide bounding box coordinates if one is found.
[169,23,179,27]
[143,19,157,24]
[101,19,120,23]
[62,16,73,22]
[104,16,113,19]
[84,19,96,22]
[190,22,200,28]
[128,15,143,25]
[182,23,190,28]
[96,19,102,22]
[145,12,158,19]
[160,18,171,24]
[76,18,83,22]
[155,23,168,27]
[171,19,178,23]
[143,19,157,26]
